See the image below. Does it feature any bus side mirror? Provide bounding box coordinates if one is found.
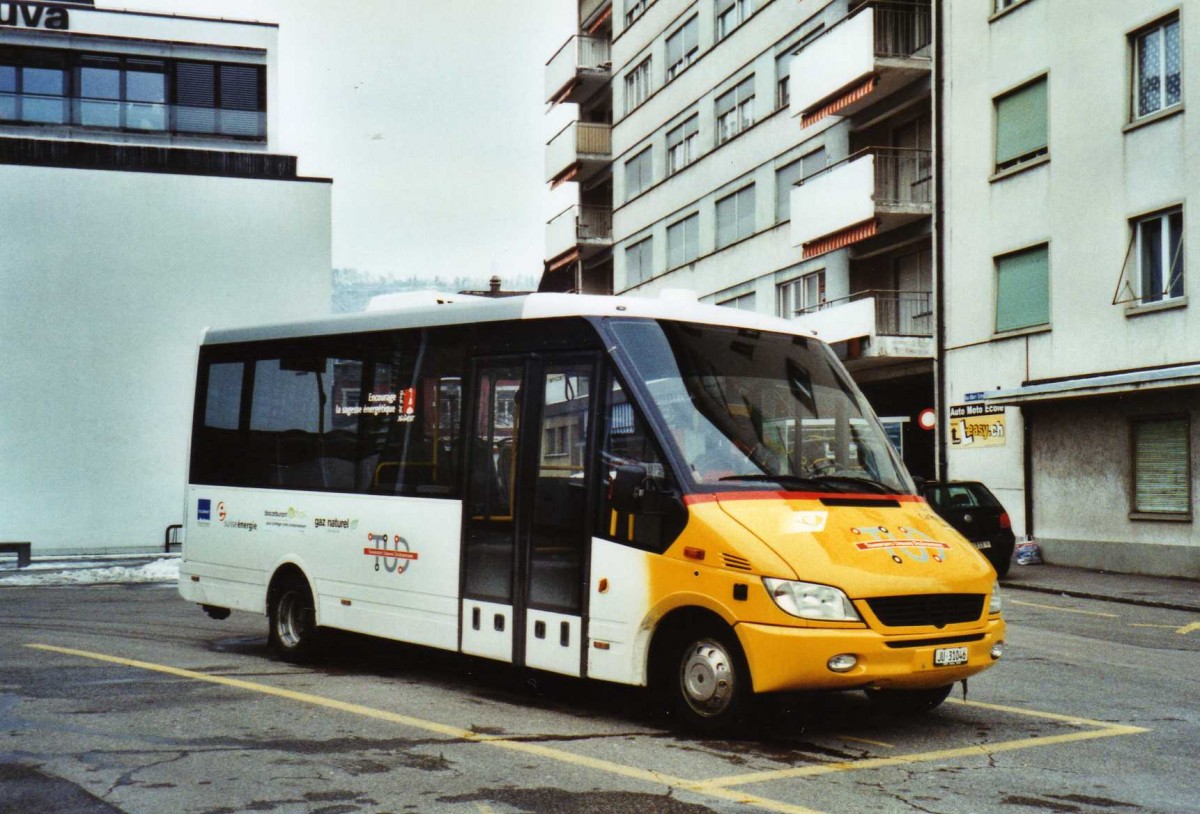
[610,465,647,513]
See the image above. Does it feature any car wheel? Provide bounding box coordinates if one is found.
[268,576,322,663]
[667,627,752,734]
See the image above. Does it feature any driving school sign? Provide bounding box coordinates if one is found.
[949,403,1006,448]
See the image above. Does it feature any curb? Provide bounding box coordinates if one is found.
[1001,580,1200,614]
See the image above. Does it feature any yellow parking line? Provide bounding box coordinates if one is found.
[26,643,1149,809]
[838,735,894,749]
[1009,599,1119,618]
[25,643,825,814]
[695,723,1148,789]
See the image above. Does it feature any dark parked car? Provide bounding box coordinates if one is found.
[920,481,1016,577]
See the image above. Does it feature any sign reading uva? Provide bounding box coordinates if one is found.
[0,3,70,30]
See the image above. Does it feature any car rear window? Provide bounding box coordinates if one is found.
[925,483,1001,510]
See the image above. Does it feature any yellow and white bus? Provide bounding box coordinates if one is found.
[180,293,1004,731]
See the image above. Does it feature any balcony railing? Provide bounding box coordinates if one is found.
[791,147,931,250]
[790,2,931,125]
[546,204,613,260]
[873,147,931,206]
[800,289,932,337]
[545,35,612,104]
[546,121,612,184]
[798,147,931,205]
[872,2,932,59]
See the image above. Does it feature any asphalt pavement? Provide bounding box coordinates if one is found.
[1001,561,1200,613]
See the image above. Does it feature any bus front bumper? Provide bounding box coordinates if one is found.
[736,617,1006,694]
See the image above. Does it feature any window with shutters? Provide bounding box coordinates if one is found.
[624,57,652,115]
[775,147,825,222]
[993,76,1047,173]
[716,75,755,144]
[718,291,757,311]
[624,147,653,200]
[626,236,654,285]
[0,45,265,141]
[1132,15,1181,121]
[716,0,755,40]
[715,184,755,248]
[995,244,1050,332]
[777,270,825,318]
[666,114,698,175]
[667,213,699,268]
[1131,417,1191,518]
[666,16,699,82]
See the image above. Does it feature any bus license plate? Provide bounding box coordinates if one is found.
[934,646,969,667]
[974,540,992,550]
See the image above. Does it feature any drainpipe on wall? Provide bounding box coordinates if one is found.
[933,0,948,482]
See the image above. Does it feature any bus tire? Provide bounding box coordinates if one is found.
[268,575,322,663]
[665,625,752,734]
[866,683,953,716]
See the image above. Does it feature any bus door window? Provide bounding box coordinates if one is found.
[463,363,523,604]
[369,332,465,498]
[528,362,593,612]
[599,374,683,553]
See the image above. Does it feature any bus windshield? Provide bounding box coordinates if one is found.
[607,319,914,495]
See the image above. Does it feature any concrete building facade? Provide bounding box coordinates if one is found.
[0,1,332,554]
[542,0,938,476]
[942,0,1199,577]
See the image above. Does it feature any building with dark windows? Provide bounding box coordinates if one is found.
[0,1,332,555]
[942,0,1199,578]
[540,0,936,477]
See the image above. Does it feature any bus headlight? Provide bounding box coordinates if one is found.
[989,581,1003,614]
[763,578,861,622]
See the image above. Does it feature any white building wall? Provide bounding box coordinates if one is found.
[942,0,1200,573]
[0,161,330,554]
[609,0,846,302]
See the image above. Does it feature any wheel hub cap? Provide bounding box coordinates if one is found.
[681,639,734,716]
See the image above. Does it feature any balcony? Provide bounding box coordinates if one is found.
[545,205,612,265]
[794,289,933,366]
[791,147,931,258]
[545,35,612,106]
[546,121,611,186]
[789,2,931,129]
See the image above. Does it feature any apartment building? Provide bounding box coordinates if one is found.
[0,1,331,554]
[942,0,1199,577]
[541,0,936,475]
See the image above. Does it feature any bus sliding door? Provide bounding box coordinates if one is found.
[460,355,596,677]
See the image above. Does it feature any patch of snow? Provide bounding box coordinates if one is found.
[0,556,180,587]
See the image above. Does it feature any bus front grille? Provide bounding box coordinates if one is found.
[865,594,985,628]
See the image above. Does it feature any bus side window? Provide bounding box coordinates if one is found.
[192,360,246,486]
[599,374,683,553]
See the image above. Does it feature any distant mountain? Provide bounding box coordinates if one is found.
[331,269,540,313]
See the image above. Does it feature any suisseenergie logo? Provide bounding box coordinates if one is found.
[0,3,71,30]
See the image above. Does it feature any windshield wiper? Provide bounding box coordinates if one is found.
[717,474,833,491]
[718,473,902,495]
[808,474,898,494]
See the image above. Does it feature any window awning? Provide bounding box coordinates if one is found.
[984,363,1200,406]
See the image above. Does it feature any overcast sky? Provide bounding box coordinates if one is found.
[118,0,576,282]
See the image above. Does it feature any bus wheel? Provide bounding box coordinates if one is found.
[866,684,953,716]
[671,628,751,734]
[269,576,321,663]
